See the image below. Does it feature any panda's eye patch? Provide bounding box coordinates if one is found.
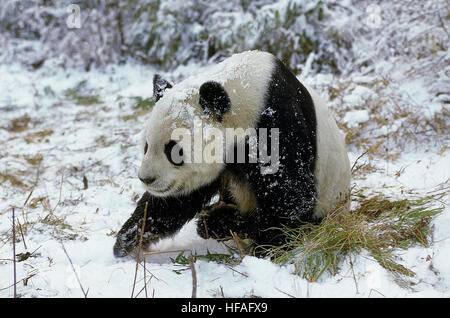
[164,140,184,166]
[144,142,148,154]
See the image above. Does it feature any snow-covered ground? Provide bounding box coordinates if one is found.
[0,1,449,298]
[0,57,447,298]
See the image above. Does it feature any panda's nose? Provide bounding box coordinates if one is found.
[139,176,156,185]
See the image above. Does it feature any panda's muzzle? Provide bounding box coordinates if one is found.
[139,176,156,185]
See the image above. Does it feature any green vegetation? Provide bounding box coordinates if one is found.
[171,250,240,267]
[132,96,155,110]
[64,80,102,106]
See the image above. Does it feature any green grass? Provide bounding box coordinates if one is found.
[64,80,102,106]
[268,194,444,282]
[171,250,240,267]
[119,96,154,121]
[132,96,154,110]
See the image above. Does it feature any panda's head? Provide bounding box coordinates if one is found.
[138,75,232,197]
[138,52,274,197]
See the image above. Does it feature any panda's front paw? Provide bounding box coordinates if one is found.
[197,204,242,240]
[113,232,136,258]
[113,240,128,258]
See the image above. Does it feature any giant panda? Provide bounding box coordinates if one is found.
[113,50,350,257]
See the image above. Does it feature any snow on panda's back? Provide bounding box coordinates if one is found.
[148,50,275,132]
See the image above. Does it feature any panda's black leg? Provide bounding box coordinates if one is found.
[243,208,290,247]
[196,203,243,240]
[114,188,216,258]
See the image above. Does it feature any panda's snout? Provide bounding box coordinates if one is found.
[139,175,156,185]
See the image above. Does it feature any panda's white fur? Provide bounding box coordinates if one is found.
[139,50,349,219]
[306,84,351,218]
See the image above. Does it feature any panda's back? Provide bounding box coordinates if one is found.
[227,52,350,221]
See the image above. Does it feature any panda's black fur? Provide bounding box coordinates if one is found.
[113,51,348,257]
[216,58,318,246]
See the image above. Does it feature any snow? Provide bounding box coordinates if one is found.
[343,110,370,127]
[1,1,449,299]
[0,60,448,297]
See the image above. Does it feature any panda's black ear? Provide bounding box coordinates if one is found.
[153,74,173,102]
[199,81,230,122]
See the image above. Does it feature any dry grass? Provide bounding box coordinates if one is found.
[24,129,53,144]
[6,116,32,133]
[0,172,28,189]
[326,76,449,161]
[268,192,445,283]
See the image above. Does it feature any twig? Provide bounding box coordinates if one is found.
[368,288,385,298]
[202,216,209,239]
[274,287,296,298]
[12,207,17,298]
[46,173,64,221]
[143,257,148,298]
[230,231,244,259]
[82,175,88,190]
[51,174,88,298]
[23,269,38,287]
[17,219,27,250]
[227,266,248,278]
[57,234,88,297]
[348,255,359,294]
[23,156,41,207]
[23,190,34,206]
[347,221,359,294]
[134,275,153,298]
[0,256,41,292]
[351,150,369,172]
[131,201,148,298]
[189,252,197,298]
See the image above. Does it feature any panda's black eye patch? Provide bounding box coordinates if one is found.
[199,81,230,122]
[165,140,184,166]
[144,142,148,154]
